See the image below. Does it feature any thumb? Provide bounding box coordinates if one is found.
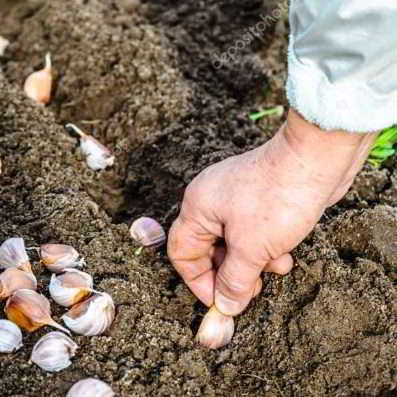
[215,249,264,316]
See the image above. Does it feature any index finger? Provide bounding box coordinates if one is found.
[167,214,218,307]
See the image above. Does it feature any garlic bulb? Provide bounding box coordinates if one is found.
[0,237,31,272]
[0,319,23,353]
[195,306,235,349]
[129,217,166,248]
[49,269,93,307]
[31,331,78,372]
[0,268,37,299]
[24,53,53,104]
[66,124,114,170]
[40,243,84,273]
[62,292,115,336]
[66,378,114,397]
[5,289,71,335]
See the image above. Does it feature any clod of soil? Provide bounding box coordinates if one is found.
[0,1,396,396]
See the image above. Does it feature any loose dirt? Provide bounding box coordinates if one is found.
[0,1,396,396]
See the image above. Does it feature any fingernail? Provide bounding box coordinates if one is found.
[215,290,247,316]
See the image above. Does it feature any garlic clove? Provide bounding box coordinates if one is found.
[49,269,93,307]
[0,237,31,271]
[40,243,84,273]
[82,136,115,171]
[66,378,114,397]
[0,319,23,353]
[129,217,166,248]
[65,124,115,171]
[195,306,235,349]
[31,331,78,372]
[62,292,115,336]
[0,36,9,57]
[23,52,53,104]
[0,268,37,300]
[5,289,71,335]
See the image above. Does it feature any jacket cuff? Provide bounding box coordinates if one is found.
[286,35,397,133]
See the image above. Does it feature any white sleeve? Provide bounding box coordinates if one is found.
[287,0,397,132]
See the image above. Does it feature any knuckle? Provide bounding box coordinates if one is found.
[184,178,201,202]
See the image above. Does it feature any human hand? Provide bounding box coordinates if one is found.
[168,109,376,316]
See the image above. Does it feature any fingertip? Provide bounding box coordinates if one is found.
[267,253,294,275]
[215,289,249,316]
[214,251,265,315]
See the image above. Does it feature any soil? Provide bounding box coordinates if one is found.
[0,1,396,396]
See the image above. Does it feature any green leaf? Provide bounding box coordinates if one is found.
[370,147,395,159]
[375,126,397,147]
[369,124,397,166]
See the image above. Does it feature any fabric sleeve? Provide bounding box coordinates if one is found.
[287,0,397,133]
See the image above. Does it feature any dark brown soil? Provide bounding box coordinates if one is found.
[0,1,396,396]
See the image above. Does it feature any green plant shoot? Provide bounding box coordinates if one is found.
[368,125,397,167]
[249,105,284,121]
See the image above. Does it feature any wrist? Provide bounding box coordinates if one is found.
[257,109,377,199]
[285,108,374,151]
[281,109,376,180]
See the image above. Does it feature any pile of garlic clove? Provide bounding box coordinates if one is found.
[0,236,115,378]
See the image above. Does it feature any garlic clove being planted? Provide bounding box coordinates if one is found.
[5,289,71,335]
[24,53,52,104]
[31,331,78,372]
[129,217,166,248]
[0,319,23,353]
[0,268,37,299]
[0,237,32,272]
[49,269,93,307]
[62,292,115,336]
[65,124,114,171]
[195,306,235,349]
[40,243,84,273]
[66,378,114,397]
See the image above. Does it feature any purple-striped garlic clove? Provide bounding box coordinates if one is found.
[195,306,235,349]
[31,331,78,372]
[0,237,31,272]
[49,269,93,307]
[129,217,166,248]
[0,268,37,299]
[66,378,114,397]
[40,243,84,273]
[5,289,71,335]
[62,292,115,336]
